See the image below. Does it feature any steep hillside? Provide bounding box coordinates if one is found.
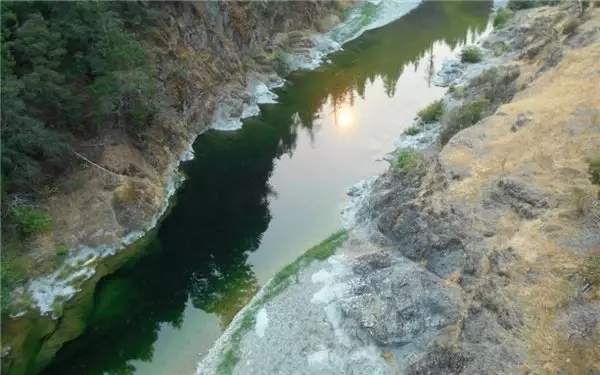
[362,4,600,373]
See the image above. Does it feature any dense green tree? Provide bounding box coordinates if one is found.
[1,1,159,200]
[1,1,162,252]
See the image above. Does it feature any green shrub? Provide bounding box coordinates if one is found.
[470,67,520,104]
[440,99,490,146]
[507,0,562,9]
[56,244,69,257]
[417,99,444,123]
[1,254,28,315]
[562,18,580,35]
[460,46,483,63]
[579,250,600,286]
[11,205,52,234]
[539,0,563,5]
[589,157,600,185]
[493,8,514,29]
[403,126,422,136]
[507,0,537,10]
[1,2,161,201]
[448,85,468,98]
[589,156,600,198]
[395,149,421,171]
[570,187,594,216]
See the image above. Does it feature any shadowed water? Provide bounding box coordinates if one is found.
[42,2,492,374]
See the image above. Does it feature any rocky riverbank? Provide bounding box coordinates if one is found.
[197,4,600,374]
[1,3,352,374]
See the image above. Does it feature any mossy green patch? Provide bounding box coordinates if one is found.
[460,46,483,63]
[493,8,514,29]
[440,99,491,146]
[395,149,422,172]
[403,126,422,136]
[260,230,346,302]
[417,99,444,123]
[218,349,241,375]
[216,230,347,375]
[359,2,382,26]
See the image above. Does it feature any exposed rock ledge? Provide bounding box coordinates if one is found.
[198,5,600,375]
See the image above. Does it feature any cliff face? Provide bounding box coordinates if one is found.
[1,2,344,374]
[36,1,343,272]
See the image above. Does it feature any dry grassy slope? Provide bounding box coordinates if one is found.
[437,6,600,374]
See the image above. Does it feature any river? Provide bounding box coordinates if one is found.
[42,2,492,374]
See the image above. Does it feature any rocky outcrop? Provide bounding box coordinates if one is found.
[341,251,462,347]
[360,5,600,373]
[359,167,528,374]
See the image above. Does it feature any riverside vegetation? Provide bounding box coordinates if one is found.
[1,2,162,313]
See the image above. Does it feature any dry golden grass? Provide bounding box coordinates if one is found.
[441,29,600,201]
[514,225,589,373]
[444,270,462,288]
[382,351,394,363]
[434,7,600,374]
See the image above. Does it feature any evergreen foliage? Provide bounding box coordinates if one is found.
[1,2,160,200]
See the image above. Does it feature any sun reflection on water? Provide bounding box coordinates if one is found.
[337,108,353,127]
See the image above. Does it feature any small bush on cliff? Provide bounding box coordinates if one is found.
[56,244,69,257]
[449,85,467,98]
[579,249,600,287]
[570,187,595,216]
[508,0,537,10]
[418,100,444,123]
[471,67,520,105]
[1,253,28,315]
[11,205,52,235]
[493,8,514,29]
[395,149,421,172]
[539,0,564,5]
[460,46,483,63]
[562,18,580,35]
[404,126,422,136]
[440,99,490,146]
[589,156,600,198]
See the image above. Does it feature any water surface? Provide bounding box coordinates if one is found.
[43,2,492,374]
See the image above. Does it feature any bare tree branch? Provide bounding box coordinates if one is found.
[72,150,126,180]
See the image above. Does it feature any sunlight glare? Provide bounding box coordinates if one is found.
[338,108,353,127]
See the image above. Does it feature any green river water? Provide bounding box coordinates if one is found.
[41,2,492,374]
